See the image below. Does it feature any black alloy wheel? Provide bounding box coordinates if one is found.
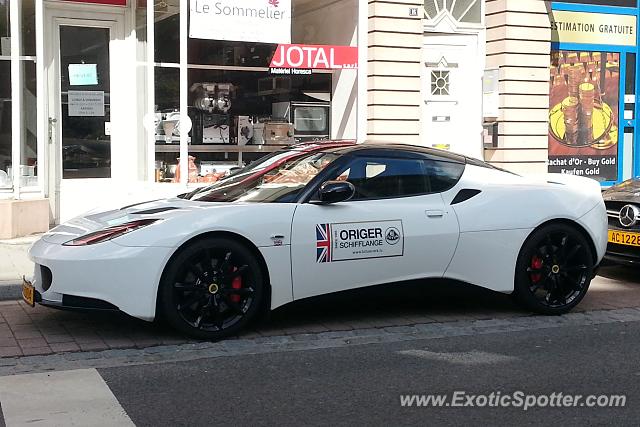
[159,237,264,339]
[513,224,594,315]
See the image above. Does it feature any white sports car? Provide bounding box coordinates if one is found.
[25,143,607,339]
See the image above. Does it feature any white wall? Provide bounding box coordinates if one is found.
[293,0,358,140]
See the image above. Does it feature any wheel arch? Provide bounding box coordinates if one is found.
[155,231,273,319]
[522,218,599,265]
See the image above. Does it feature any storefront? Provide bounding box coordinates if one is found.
[548,0,639,185]
[0,0,362,234]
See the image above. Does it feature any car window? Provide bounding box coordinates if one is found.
[327,155,465,200]
[329,156,431,200]
[189,151,340,203]
[426,160,465,192]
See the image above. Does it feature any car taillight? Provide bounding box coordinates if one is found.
[63,219,159,246]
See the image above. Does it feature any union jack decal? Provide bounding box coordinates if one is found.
[316,223,332,263]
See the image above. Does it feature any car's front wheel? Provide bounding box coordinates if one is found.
[159,237,265,340]
[513,223,594,315]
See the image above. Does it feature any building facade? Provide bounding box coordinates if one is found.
[485,0,639,183]
[2,0,638,238]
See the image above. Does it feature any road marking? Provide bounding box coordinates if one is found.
[398,349,517,365]
[0,368,134,426]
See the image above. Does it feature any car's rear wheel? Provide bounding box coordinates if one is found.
[513,223,594,315]
[159,237,264,340]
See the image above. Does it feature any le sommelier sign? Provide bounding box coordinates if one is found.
[190,0,291,44]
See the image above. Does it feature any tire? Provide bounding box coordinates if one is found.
[159,237,265,340]
[513,223,594,315]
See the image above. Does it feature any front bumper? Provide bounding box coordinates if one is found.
[604,246,640,266]
[28,238,175,321]
[34,288,120,312]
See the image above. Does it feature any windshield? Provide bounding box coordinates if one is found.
[188,151,340,203]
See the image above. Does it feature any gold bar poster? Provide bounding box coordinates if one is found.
[548,50,619,181]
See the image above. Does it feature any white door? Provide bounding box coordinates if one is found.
[423,33,483,159]
[45,9,124,223]
[290,153,460,300]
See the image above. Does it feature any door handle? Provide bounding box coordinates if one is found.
[48,117,57,144]
[426,209,445,218]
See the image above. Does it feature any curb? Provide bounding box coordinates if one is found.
[0,282,22,301]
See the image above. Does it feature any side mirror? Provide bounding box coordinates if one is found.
[317,181,355,204]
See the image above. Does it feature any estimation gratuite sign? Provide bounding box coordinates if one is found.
[551,10,637,46]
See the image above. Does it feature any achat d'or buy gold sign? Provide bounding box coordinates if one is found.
[551,10,637,46]
[548,10,635,182]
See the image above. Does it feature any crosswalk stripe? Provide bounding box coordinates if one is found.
[0,368,134,426]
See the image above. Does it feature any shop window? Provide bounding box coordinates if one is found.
[0,0,7,48]
[147,0,358,185]
[0,60,11,188]
[154,67,181,182]
[155,0,179,64]
[0,0,10,188]
[21,0,35,57]
[431,70,450,96]
[626,53,636,97]
[20,0,37,188]
[19,60,37,187]
[188,39,277,68]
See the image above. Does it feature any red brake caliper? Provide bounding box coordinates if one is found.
[531,256,543,283]
[231,267,242,303]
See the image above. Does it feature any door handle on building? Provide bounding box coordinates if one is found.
[48,117,57,144]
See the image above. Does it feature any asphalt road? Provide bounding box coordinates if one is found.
[99,320,640,427]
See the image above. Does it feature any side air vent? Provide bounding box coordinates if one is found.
[451,189,482,205]
[131,207,180,215]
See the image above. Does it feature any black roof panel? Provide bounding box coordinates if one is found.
[320,143,467,163]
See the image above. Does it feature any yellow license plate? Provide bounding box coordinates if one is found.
[608,230,640,247]
[22,278,35,307]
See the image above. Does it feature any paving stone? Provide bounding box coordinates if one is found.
[0,347,22,357]
[12,329,43,340]
[0,337,18,348]
[18,338,48,349]
[67,331,103,342]
[0,328,14,339]
[43,334,75,344]
[3,316,33,326]
[20,347,52,356]
[48,342,81,353]
[78,341,110,352]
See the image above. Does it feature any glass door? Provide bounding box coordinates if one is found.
[58,25,112,179]
[46,13,121,223]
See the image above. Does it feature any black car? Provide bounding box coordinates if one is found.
[603,179,640,264]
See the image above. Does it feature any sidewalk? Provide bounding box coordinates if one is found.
[0,266,636,358]
[0,235,38,299]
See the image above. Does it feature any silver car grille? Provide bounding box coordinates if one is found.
[605,201,640,230]
[607,208,619,219]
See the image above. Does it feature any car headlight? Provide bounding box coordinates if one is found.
[63,219,160,246]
